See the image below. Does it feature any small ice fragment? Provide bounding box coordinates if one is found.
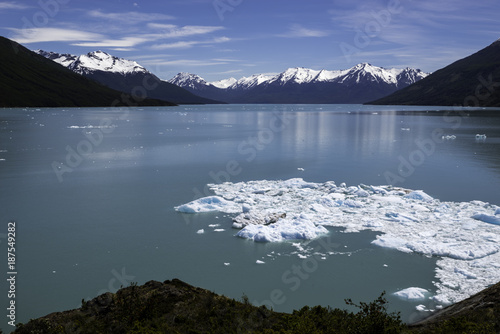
[393,287,428,301]
[196,229,204,234]
[404,190,433,202]
[256,260,265,264]
[297,254,307,259]
[214,229,225,232]
[471,213,500,225]
[383,264,388,267]
[355,189,370,197]
[224,263,230,266]
[416,304,429,312]
[174,196,241,213]
[297,168,305,171]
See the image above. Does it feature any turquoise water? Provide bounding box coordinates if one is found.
[1,104,499,332]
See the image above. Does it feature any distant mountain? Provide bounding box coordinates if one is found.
[0,36,174,108]
[36,50,221,105]
[168,64,429,104]
[369,39,500,107]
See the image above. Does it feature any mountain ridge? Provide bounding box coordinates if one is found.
[168,64,428,104]
[35,50,222,105]
[0,36,175,108]
[368,39,500,107]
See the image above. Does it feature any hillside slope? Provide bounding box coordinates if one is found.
[11,278,500,333]
[368,39,500,107]
[0,37,175,108]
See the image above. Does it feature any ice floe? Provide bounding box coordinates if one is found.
[393,287,429,301]
[175,196,241,213]
[175,178,500,307]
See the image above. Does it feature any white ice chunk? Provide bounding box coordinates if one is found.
[404,190,434,202]
[175,196,242,213]
[256,260,265,264]
[236,216,328,242]
[472,213,500,225]
[393,287,429,301]
[196,229,204,234]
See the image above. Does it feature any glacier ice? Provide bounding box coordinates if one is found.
[174,196,241,213]
[393,287,429,301]
[175,178,500,307]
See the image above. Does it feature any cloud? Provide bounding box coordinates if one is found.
[142,59,229,67]
[8,27,103,44]
[72,36,151,48]
[147,24,225,38]
[150,41,197,49]
[0,1,31,10]
[151,36,230,50]
[279,24,330,38]
[87,10,175,23]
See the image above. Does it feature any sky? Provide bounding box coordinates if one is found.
[0,0,499,82]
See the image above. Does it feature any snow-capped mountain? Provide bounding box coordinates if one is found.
[168,64,429,104]
[35,50,219,104]
[35,50,149,75]
[210,77,237,89]
[168,72,208,90]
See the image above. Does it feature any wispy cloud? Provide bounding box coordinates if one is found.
[0,1,31,10]
[279,24,330,38]
[72,36,151,48]
[148,23,225,38]
[142,59,229,67]
[87,10,175,23]
[8,27,103,44]
[151,36,230,50]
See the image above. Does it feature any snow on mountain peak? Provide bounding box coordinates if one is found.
[210,77,237,89]
[168,63,428,92]
[34,50,77,67]
[168,72,208,89]
[69,51,148,75]
[273,67,321,85]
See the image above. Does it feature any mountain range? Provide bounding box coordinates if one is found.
[35,50,220,105]
[369,39,500,107]
[0,36,174,108]
[168,64,429,104]
[35,48,428,105]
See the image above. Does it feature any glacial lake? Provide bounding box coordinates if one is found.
[1,104,500,331]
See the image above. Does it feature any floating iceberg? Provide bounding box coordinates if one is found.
[175,178,500,306]
[174,196,241,213]
[393,287,429,301]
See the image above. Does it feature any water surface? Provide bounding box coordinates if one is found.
[1,104,499,331]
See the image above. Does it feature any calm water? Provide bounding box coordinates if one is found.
[1,104,500,331]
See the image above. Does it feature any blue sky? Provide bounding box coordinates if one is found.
[1,0,498,82]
